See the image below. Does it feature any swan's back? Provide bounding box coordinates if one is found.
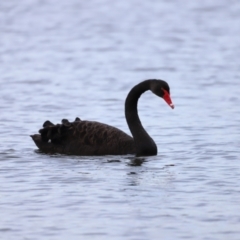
[31,118,135,155]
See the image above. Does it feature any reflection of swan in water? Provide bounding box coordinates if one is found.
[126,157,175,187]
[31,79,174,156]
[127,157,146,166]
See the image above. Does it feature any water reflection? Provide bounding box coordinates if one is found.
[127,157,146,166]
[106,159,121,163]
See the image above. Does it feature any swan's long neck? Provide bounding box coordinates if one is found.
[125,80,157,156]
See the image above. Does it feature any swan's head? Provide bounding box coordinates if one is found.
[150,80,174,109]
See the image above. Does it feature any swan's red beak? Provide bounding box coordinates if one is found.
[162,88,174,109]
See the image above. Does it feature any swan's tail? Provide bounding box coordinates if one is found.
[30,134,57,153]
[31,117,81,153]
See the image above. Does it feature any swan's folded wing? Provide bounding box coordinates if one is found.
[31,118,135,155]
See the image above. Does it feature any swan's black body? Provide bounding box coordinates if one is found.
[31,79,173,156]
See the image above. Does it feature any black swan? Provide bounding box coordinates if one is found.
[31,79,174,156]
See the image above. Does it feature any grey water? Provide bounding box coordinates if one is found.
[1,0,240,239]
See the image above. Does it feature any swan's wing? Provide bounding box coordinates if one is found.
[31,118,135,155]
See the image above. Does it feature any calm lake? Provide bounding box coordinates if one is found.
[1,0,240,239]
